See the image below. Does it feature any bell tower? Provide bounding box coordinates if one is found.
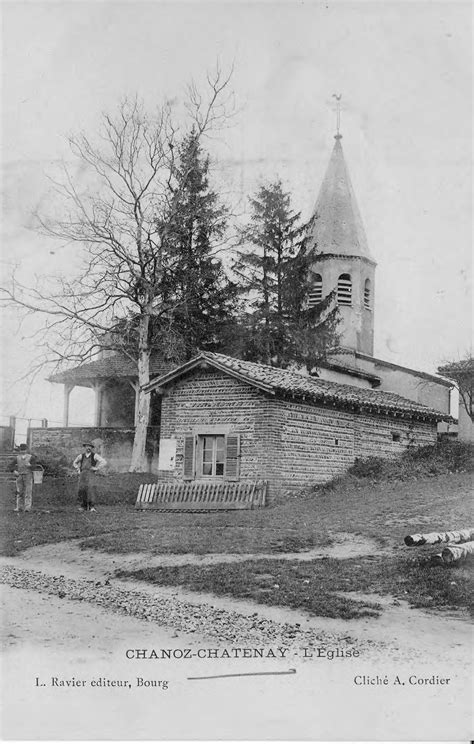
[306,102,376,356]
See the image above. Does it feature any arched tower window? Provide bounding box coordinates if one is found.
[364,278,371,309]
[308,274,323,306]
[337,273,352,305]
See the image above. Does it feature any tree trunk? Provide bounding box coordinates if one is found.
[431,541,474,565]
[404,529,474,547]
[441,541,474,563]
[129,313,151,472]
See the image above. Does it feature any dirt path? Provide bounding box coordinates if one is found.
[9,529,383,575]
[1,537,471,663]
[1,537,472,740]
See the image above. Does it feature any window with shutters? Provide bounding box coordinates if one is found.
[364,278,371,309]
[183,432,240,481]
[197,435,225,477]
[337,273,352,305]
[308,274,323,306]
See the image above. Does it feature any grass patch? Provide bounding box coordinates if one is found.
[117,558,382,619]
[2,442,472,620]
[0,473,156,556]
[118,553,474,619]
[73,470,473,555]
[1,468,472,558]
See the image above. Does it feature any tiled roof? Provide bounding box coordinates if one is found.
[146,351,451,422]
[305,137,374,262]
[48,354,174,385]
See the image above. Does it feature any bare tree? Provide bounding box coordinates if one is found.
[438,356,474,423]
[1,68,234,471]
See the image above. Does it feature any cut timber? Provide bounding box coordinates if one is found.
[135,480,268,511]
[404,529,474,547]
[441,541,474,564]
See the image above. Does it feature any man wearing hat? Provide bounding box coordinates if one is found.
[72,442,107,512]
[9,443,39,513]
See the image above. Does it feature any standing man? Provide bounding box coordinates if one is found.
[73,442,107,512]
[9,443,39,513]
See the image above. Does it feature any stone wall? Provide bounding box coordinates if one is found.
[0,426,14,452]
[274,403,355,487]
[271,400,436,490]
[159,372,263,482]
[354,413,435,458]
[28,426,160,473]
[158,370,438,494]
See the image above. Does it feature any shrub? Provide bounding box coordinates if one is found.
[316,440,474,492]
[349,440,473,482]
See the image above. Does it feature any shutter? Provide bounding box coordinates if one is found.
[183,434,195,480]
[225,433,240,481]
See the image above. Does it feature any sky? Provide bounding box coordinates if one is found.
[1,0,472,432]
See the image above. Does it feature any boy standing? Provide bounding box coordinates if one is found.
[9,443,39,513]
[73,442,107,512]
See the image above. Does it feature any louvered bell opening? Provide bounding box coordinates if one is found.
[364,279,371,309]
[337,274,352,306]
[308,276,323,307]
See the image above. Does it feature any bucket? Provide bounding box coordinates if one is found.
[33,466,44,485]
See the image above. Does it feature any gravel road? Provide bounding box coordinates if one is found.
[0,563,361,651]
[1,544,472,740]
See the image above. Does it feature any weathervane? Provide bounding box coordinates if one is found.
[332,93,342,138]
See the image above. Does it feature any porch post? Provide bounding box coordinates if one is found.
[63,384,74,427]
[92,383,105,427]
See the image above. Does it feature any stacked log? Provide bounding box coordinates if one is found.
[404,529,474,547]
[403,529,474,566]
[439,541,474,565]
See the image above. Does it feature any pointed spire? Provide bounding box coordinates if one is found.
[333,93,342,139]
[306,132,373,261]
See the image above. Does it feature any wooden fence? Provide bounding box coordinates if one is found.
[135,480,268,511]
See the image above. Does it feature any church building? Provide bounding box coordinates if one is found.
[304,130,453,424]
[38,122,456,476]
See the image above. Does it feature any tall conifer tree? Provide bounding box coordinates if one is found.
[234,180,339,369]
[157,129,238,359]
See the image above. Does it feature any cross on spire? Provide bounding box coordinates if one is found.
[332,93,342,139]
